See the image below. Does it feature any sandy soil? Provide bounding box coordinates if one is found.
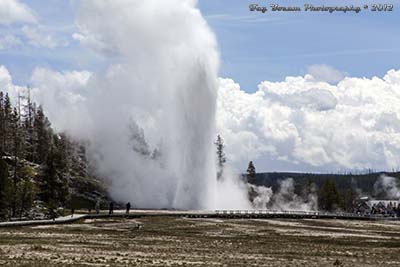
[0,217,399,266]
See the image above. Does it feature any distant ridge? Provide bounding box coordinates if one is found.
[250,171,400,196]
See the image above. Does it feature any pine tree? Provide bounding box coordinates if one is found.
[34,105,52,164]
[246,161,258,204]
[0,154,10,219]
[129,121,150,156]
[343,188,357,212]
[318,179,342,212]
[39,147,69,209]
[214,135,226,181]
[71,140,88,178]
[16,166,37,218]
[53,135,70,205]
[10,107,22,217]
[39,148,59,208]
[3,93,12,153]
[53,134,69,173]
[0,92,4,152]
[23,90,36,163]
[246,161,256,184]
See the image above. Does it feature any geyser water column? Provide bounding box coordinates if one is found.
[73,0,219,209]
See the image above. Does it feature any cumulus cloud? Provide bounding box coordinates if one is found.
[72,31,116,57]
[0,34,22,50]
[217,69,400,172]
[307,64,346,84]
[0,65,13,89]
[0,0,37,25]
[22,26,58,49]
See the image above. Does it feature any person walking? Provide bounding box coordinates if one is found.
[109,202,114,215]
[95,199,100,214]
[49,208,56,221]
[71,207,75,218]
[126,202,131,214]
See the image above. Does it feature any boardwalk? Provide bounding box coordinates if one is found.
[0,209,398,228]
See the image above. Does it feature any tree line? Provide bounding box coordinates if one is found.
[215,135,358,212]
[0,91,87,220]
[245,158,357,212]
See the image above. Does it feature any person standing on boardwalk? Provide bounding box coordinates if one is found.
[95,199,100,214]
[49,208,56,221]
[126,202,131,214]
[109,202,114,215]
[71,207,75,218]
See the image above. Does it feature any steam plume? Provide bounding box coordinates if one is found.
[249,178,318,211]
[374,175,400,199]
[34,0,220,209]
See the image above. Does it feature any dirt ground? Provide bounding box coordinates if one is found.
[0,216,399,266]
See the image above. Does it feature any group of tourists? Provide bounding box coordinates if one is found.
[47,200,133,221]
[90,199,133,215]
[356,199,400,217]
[370,202,400,217]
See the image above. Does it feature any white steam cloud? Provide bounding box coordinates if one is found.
[374,175,400,199]
[215,168,252,210]
[251,185,273,209]
[271,178,318,211]
[0,0,37,25]
[31,0,221,210]
[250,178,317,211]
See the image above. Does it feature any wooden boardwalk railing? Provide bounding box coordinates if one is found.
[0,209,398,228]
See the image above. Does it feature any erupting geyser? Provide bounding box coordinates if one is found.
[60,0,220,209]
[30,0,314,211]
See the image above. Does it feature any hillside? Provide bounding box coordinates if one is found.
[0,91,112,220]
[1,151,112,216]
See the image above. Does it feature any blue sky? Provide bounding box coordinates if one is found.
[199,0,400,91]
[1,0,399,92]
